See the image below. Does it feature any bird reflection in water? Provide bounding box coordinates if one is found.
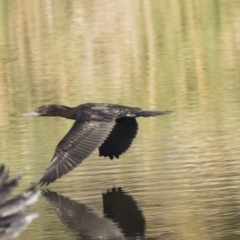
[0,165,40,240]
[42,189,124,240]
[103,189,174,240]
[43,187,148,239]
[42,188,174,240]
[102,187,145,238]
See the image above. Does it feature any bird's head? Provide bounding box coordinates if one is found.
[23,104,68,117]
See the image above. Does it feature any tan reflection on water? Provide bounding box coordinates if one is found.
[1,0,240,239]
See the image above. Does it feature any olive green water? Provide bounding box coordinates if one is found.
[1,1,240,239]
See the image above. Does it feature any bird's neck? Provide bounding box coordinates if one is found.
[56,105,77,120]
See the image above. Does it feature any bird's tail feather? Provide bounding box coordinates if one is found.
[138,110,172,117]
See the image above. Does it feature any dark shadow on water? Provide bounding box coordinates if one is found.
[102,188,174,240]
[102,187,145,238]
[42,188,173,240]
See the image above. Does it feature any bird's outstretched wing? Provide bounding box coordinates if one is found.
[99,118,138,159]
[39,114,115,186]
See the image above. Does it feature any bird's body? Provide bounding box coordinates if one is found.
[24,103,171,185]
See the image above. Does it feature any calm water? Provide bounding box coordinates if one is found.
[1,1,240,239]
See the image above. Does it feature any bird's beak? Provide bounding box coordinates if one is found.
[23,111,40,116]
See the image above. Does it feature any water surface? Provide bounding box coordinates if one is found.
[1,1,240,239]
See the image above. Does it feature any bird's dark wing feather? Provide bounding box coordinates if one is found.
[99,118,138,159]
[39,115,115,186]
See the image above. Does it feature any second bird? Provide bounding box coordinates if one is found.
[24,103,171,186]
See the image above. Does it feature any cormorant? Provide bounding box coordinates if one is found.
[24,103,171,185]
